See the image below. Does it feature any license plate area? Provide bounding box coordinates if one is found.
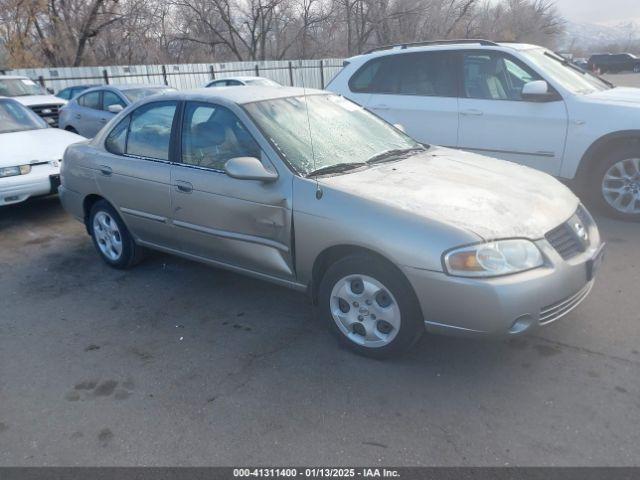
[587,243,605,281]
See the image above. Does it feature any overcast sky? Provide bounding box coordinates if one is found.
[554,0,640,25]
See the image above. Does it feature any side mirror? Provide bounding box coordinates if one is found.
[224,157,278,182]
[107,104,124,114]
[522,80,556,102]
[393,123,406,132]
[46,88,55,94]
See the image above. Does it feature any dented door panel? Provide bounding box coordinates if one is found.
[170,162,294,279]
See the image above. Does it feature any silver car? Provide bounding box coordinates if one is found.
[59,87,605,358]
[58,84,176,138]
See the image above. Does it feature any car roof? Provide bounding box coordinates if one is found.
[212,76,268,82]
[348,41,541,62]
[0,75,32,80]
[81,83,173,93]
[155,86,325,105]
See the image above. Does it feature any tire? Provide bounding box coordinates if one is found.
[318,254,424,359]
[588,144,640,221]
[89,200,145,268]
[634,64,640,73]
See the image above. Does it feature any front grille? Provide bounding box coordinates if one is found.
[545,206,592,260]
[29,104,60,127]
[545,223,584,260]
[540,282,593,325]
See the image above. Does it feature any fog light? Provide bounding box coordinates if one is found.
[509,314,533,334]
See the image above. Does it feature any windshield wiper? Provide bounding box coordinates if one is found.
[366,147,424,165]
[306,162,366,177]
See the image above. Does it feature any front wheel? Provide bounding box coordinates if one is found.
[89,200,145,268]
[318,255,424,358]
[589,145,640,221]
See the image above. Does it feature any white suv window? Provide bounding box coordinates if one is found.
[463,52,540,101]
[349,52,457,97]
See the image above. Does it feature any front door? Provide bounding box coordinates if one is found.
[170,101,294,280]
[75,90,104,138]
[457,51,568,175]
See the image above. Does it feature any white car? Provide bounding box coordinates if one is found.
[204,76,281,88]
[327,40,640,220]
[0,97,84,206]
[0,75,66,126]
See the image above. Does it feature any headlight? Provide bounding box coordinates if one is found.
[444,239,543,278]
[0,165,31,178]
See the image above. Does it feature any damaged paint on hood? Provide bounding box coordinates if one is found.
[319,146,579,240]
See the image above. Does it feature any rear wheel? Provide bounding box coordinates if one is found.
[318,255,424,358]
[89,200,144,268]
[589,145,640,221]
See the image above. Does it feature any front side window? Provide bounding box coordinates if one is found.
[126,102,177,160]
[103,91,126,111]
[521,48,610,94]
[181,102,261,171]
[463,52,542,101]
[350,52,457,97]
[244,94,422,176]
[0,99,47,134]
[78,91,101,109]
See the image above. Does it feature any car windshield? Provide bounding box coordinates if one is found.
[123,87,176,103]
[0,99,48,133]
[245,78,280,87]
[521,48,611,94]
[244,94,423,176]
[0,78,46,97]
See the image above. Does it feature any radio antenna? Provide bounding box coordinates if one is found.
[298,60,322,199]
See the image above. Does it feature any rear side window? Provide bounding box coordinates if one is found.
[103,91,126,111]
[105,117,130,155]
[126,102,177,160]
[78,91,101,109]
[104,101,177,160]
[349,52,457,97]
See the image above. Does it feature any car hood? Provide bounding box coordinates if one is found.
[12,95,66,107]
[319,147,579,240]
[584,87,640,106]
[0,128,85,167]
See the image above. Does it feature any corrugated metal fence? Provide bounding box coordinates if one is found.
[11,59,346,93]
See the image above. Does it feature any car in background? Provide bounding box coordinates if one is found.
[59,87,603,358]
[58,84,177,138]
[56,84,99,101]
[573,58,589,70]
[204,76,281,88]
[0,97,83,206]
[0,75,66,126]
[588,53,640,73]
[328,39,640,220]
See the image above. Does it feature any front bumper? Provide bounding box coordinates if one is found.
[403,214,603,337]
[0,163,60,206]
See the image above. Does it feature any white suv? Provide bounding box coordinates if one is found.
[327,40,640,221]
[0,75,66,127]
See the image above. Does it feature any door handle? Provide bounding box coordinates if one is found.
[74,114,81,119]
[175,180,193,193]
[99,118,107,123]
[461,109,484,116]
[99,165,112,176]
[371,104,390,110]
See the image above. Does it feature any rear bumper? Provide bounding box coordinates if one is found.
[58,185,84,221]
[402,234,603,338]
[0,163,60,206]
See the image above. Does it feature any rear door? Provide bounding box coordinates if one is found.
[351,51,459,147]
[170,101,294,280]
[457,50,568,175]
[93,100,179,248]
